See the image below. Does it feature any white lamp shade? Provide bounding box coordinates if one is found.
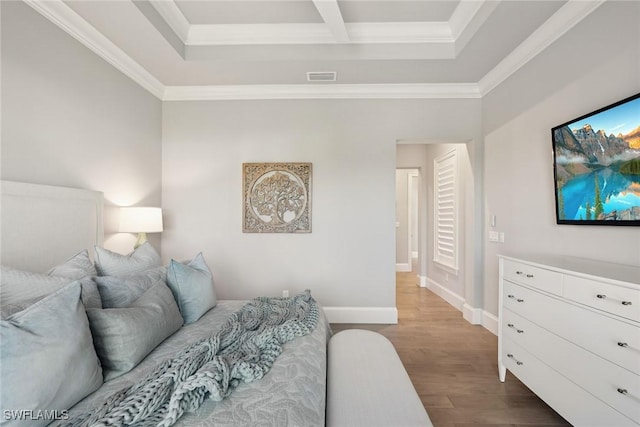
[119,207,163,233]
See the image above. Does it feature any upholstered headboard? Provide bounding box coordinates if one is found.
[1,181,103,273]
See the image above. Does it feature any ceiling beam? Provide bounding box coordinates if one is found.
[312,0,350,43]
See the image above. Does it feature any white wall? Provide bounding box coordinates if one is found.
[162,99,481,319]
[482,1,640,316]
[395,168,411,271]
[1,2,163,255]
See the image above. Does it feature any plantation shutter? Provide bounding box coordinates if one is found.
[433,149,458,273]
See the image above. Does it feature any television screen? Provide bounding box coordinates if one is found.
[552,93,640,225]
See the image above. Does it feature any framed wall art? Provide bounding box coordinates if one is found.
[243,162,312,233]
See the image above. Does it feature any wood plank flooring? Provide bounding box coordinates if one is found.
[330,271,572,427]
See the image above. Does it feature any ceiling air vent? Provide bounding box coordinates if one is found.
[307,72,337,82]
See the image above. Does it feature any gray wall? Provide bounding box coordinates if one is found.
[162,99,481,310]
[1,2,163,254]
[482,1,640,316]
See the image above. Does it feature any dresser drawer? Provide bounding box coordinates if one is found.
[503,259,563,295]
[503,280,555,324]
[504,281,640,375]
[502,338,637,427]
[564,275,640,323]
[503,309,640,423]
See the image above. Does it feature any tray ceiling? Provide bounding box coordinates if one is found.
[26,0,606,99]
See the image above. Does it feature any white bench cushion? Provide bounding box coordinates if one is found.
[327,329,433,427]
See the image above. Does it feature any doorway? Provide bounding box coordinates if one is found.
[395,168,420,274]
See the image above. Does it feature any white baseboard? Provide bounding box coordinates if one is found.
[425,277,465,310]
[462,303,483,324]
[423,278,498,336]
[462,303,498,335]
[323,306,398,324]
[396,263,411,272]
[482,311,498,335]
[417,275,427,287]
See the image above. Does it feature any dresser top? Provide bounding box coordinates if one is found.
[499,254,640,287]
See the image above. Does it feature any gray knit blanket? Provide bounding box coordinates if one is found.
[67,290,319,427]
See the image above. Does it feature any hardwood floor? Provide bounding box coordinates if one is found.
[330,271,572,427]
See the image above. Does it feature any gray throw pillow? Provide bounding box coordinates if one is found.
[47,249,97,279]
[0,282,103,427]
[94,242,162,277]
[166,252,217,324]
[0,277,101,319]
[0,250,97,305]
[94,267,167,308]
[87,281,183,381]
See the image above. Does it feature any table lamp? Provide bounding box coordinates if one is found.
[119,207,163,249]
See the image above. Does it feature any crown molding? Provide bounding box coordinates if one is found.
[452,0,500,56]
[312,0,349,43]
[148,0,190,42]
[449,0,489,39]
[24,0,603,101]
[23,0,165,99]
[148,0,461,47]
[478,0,606,96]
[162,83,482,101]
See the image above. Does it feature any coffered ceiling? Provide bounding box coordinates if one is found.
[23,0,606,100]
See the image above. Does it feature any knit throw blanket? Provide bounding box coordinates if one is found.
[67,290,319,427]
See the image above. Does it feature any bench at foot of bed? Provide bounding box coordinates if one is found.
[326,329,433,427]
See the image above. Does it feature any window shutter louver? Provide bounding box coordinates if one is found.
[433,150,458,273]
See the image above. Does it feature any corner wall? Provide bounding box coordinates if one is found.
[1,2,163,255]
[482,1,640,317]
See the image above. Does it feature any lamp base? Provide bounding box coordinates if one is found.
[134,232,148,249]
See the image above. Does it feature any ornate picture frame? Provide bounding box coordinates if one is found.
[243,162,312,233]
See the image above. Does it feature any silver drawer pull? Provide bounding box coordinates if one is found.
[617,342,629,348]
[617,388,628,396]
[507,294,515,299]
[621,301,633,306]
[507,353,523,366]
[507,323,524,333]
[515,271,534,278]
[516,298,524,303]
[596,294,607,299]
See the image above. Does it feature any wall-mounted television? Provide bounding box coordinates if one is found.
[552,92,640,226]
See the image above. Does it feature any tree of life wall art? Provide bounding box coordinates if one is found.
[243,163,312,233]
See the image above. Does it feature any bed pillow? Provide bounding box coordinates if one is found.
[0,250,97,305]
[166,252,217,324]
[0,277,102,319]
[94,242,162,277]
[0,282,103,427]
[47,249,97,279]
[94,267,167,308]
[87,281,183,381]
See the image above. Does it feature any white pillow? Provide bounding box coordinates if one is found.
[94,242,162,277]
[0,250,96,305]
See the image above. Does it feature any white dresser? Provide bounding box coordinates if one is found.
[498,255,640,426]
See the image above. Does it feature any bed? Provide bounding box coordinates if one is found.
[0,181,329,427]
